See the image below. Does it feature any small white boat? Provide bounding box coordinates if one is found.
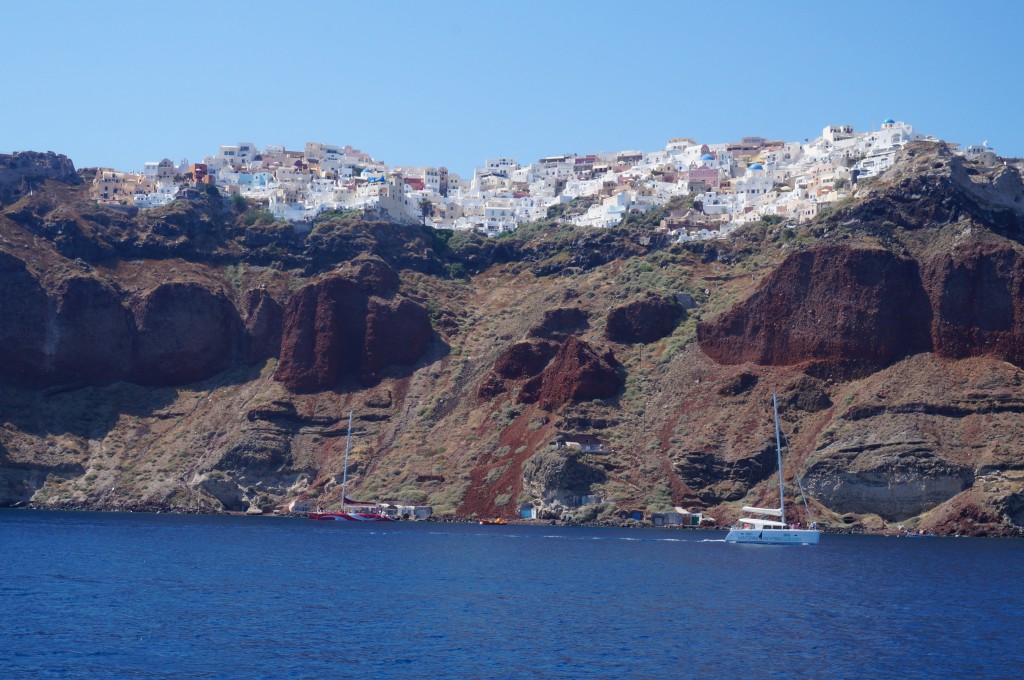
[725,392,820,545]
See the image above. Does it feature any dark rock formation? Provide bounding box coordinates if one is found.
[698,245,933,373]
[494,340,557,379]
[0,151,79,205]
[477,340,557,400]
[522,448,606,504]
[274,258,432,392]
[923,242,1024,365]
[130,283,241,385]
[780,376,832,413]
[525,336,623,411]
[241,288,283,363]
[672,445,777,504]
[837,142,1024,236]
[0,252,52,385]
[605,293,683,344]
[717,371,759,397]
[362,297,431,381]
[50,276,134,382]
[528,307,589,340]
[0,251,246,387]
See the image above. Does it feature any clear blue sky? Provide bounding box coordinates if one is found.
[3,1,1021,175]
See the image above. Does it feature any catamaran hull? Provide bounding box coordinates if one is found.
[724,528,820,544]
[308,512,395,522]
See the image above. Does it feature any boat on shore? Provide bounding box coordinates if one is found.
[725,392,820,545]
[479,518,508,525]
[308,411,393,522]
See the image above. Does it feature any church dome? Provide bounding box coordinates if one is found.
[883,118,895,124]
[748,163,764,170]
[700,153,715,161]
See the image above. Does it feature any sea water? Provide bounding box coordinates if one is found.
[2,510,1023,679]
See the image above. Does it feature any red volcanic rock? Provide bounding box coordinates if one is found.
[477,340,557,400]
[493,340,558,379]
[605,293,683,344]
[698,245,933,371]
[1,253,251,388]
[922,242,1024,365]
[0,255,133,385]
[274,275,367,392]
[50,276,133,381]
[275,258,432,392]
[348,256,399,295]
[131,282,241,385]
[362,296,431,382]
[535,336,623,411]
[241,288,283,363]
[477,372,509,400]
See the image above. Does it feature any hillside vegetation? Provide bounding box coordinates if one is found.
[2,143,1024,536]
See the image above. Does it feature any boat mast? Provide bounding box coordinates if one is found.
[773,391,785,526]
[340,410,353,512]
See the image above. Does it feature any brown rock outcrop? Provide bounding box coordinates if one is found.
[923,241,1024,365]
[605,293,683,344]
[0,151,79,205]
[698,245,933,372]
[477,339,557,400]
[131,282,242,385]
[362,297,431,381]
[50,276,134,382]
[531,336,623,411]
[494,340,558,379]
[274,258,432,392]
[528,307,589,340]
[522,448,606,504]
[273,275,369,392]
[241,288,283,363]
[0,253,245,387]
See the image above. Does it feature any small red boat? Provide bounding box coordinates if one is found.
[309,499,395,522]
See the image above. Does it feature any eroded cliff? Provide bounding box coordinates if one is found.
[3,142,1024,536]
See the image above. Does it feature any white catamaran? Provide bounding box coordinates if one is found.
[725,392,820,545]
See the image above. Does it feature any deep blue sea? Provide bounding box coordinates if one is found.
[2,510,1023,679]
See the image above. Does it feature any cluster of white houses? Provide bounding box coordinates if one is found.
[93,120,998,241]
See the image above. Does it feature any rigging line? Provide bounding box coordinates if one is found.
[780,427,815,526]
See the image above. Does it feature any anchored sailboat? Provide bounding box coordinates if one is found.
[725,392,820,545]
[308,411,394,522]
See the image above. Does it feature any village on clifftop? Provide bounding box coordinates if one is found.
[92,120,998,241]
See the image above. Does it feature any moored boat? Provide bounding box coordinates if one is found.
[725,392,820,545]
[308,411,394,522]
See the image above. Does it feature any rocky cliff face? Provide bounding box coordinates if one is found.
[273,257,432,392]
[923,241,1024,364]
[605,293,682,344]
[531,336,623,411]
[0,251,242,387]
[3,142,1024,536]
[131,282,242,385]
[697,245,933,374]
[0,151,79,205]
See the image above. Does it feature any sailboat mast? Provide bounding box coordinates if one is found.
[773,391,785,526]
[340,410,353,512]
